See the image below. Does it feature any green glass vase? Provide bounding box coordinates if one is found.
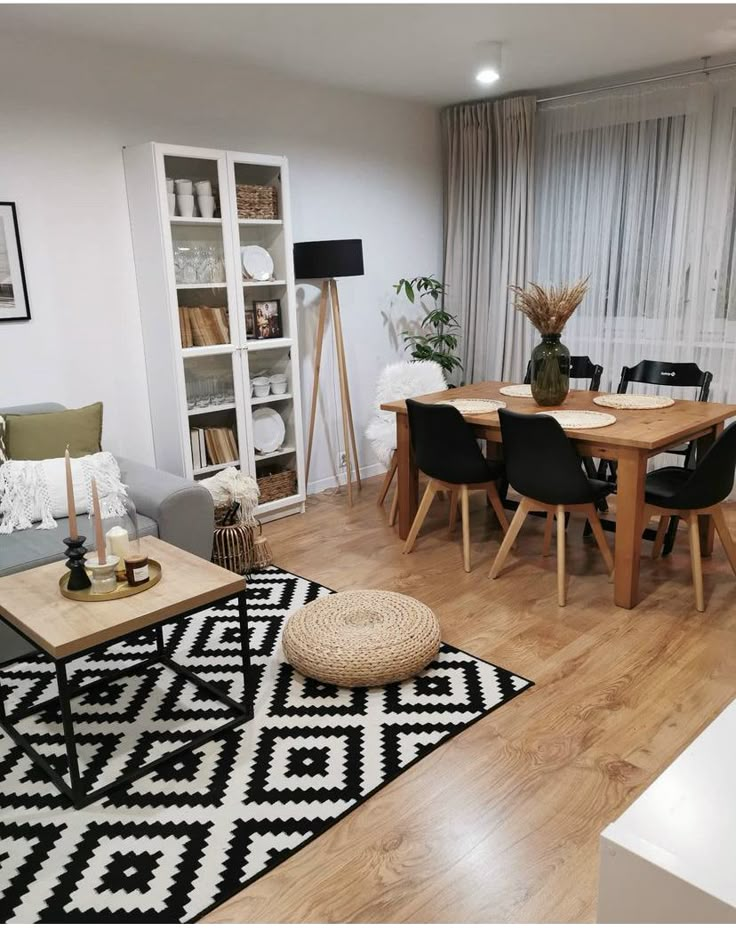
[530,334,570,406]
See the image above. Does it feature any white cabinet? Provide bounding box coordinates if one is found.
[123,142,305,521]
[598,700,736,922]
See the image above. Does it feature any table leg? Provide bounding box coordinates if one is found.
[614,451,648,609]
[697,424,723,556]
[396,412,418,540]
[56,660,83,806]
[237,589,253,717]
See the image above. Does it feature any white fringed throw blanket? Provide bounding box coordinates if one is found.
[199,467,259,525]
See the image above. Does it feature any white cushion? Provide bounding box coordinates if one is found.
[0,452,127,533]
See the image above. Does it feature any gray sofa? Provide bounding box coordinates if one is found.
[0,403,215,662]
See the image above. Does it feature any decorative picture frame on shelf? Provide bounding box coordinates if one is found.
[0,202,30,322]
[245,309,256,339]
[254,299,282,340]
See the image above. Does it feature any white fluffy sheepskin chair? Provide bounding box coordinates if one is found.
[366,360,447,521]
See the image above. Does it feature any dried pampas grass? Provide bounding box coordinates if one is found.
[509,277,589,335]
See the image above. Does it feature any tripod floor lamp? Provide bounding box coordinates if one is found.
[293,239,363,506]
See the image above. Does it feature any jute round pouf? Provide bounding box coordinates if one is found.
[282,590,441,687]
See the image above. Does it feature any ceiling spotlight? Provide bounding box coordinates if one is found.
[474,41,503,87]
[476,68,500,85]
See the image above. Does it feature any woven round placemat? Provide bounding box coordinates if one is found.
[282,590,441,687]
[435,398,506,414]
[593,393,675,410]
[536,409,617,429]
[499,384,533,398]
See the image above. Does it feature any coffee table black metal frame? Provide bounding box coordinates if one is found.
[0,589,252,809]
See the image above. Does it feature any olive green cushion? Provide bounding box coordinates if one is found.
[3,402,103,460]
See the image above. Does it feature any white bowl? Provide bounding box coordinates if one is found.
[269,377,288,394]
[252,376,270,386]
[253,384,271,398]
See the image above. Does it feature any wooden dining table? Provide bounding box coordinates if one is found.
[381,381,736,609]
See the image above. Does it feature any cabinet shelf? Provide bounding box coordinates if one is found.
[250,392,292,406]
[193,459,240,476]
[170,216,223,226]
[243,279,286,288]
[238,218,283,227]
[181,345,234,358]
[246,337,292,351]
[188,403,236,415]
[176,281,228,290]
[254,445,296,462]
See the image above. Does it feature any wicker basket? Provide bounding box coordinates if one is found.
[257,466,297,504]
[236,184,279,220]
[212,521,255,575]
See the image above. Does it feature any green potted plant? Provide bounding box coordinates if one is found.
[394,275,462,381]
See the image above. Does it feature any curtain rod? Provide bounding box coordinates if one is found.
[537,58,736,104]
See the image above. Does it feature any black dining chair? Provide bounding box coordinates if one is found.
[403,399,509,572]
[489,409,615,606]
[601,359,714,553]
[524,355,604,392]
[641,422,736,611]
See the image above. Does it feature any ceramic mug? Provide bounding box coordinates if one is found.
[175,179,193,195]
[176,193,195,217]
[195,180,212,196]
[198,194,216,218]
[167,192,176,215]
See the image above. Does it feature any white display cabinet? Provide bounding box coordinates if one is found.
[123,142,305,521]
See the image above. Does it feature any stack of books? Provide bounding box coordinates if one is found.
[179,306,230,347]
[190,426,238,470]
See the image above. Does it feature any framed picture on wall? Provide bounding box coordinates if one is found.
[254,299,282,340]
[245,309,256,339]
[0,203,30,322]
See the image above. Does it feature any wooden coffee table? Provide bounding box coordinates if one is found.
[0,537,251,808]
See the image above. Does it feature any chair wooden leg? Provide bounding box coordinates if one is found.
[389,488,398,527]
[711,506,736,575]
[652,515,668,559]
[403,480,437,554]
[489,498,530,579]
[460,485,471,572]
[687,513,705,612]
[448,489,459,534]
[542,513,554,557]
[486,483,510,532]
[556,505,566,606]
[584,504,614,578]
[377,451,397,507]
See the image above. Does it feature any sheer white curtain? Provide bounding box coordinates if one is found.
[534,73,736,403]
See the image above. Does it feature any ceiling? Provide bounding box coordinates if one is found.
[3,3,736,105]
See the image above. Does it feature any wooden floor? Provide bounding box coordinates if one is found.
[206,477,736,923]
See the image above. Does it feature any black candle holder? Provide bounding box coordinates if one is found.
[63,536,92,591]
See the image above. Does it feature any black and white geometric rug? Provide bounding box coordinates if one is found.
[0,567,533,922]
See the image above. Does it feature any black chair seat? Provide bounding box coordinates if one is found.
[644,467,693,508]
[586,478,617,503]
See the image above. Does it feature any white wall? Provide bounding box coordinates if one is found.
[0,29,442,489]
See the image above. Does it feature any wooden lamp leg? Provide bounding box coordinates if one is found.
[330,280,362,493]
[305,281,329,486]
[327,280,354,506]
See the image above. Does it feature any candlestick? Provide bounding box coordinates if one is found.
[64,447,78,539]
[91,477,106,564]
[63,535,91,590]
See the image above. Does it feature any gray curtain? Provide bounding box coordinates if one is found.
[442,95,536,383]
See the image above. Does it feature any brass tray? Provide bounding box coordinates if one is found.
[59,559,162,602]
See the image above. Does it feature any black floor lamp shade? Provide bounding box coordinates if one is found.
[293,239,364,279]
